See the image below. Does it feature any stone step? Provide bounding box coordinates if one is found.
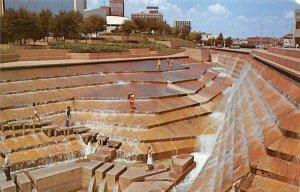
[0,177,16,192]
[255,156,300,186]
[88,153,110,163]
[15,173,31,192]
[251,50,300,80]
[268,47,300,59]
[106,164,127,191]
[27,160,102,192]
[6,140,85,171]
[124,181,174,192]
[119,166,169,191]
[267,137,300,162]
[95,162,114,183]
[245,175,300,192]
[69,105,210,129]
[250,72,300,138]
[250,59,300,105]
[96,146,117,161]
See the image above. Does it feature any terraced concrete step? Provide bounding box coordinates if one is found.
[267,137,300,162]
[268,47,300,59]
[251,50,300,80]
[167,83,195,94]
[246,175,300,192]
[255,156,300,186]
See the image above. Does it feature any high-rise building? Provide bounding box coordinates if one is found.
[0,0,4,15]
[294,9,300,46]
[109,0,124,17]
[100,6,111,16]
[3,0,86,14]
[174,20,191,32]
[131,6,163,21]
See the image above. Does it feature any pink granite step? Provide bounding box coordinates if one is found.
[119,166,169,191]
[124,181,174,192]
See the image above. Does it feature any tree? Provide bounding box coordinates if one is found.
[187,32,202,44]
[82,14,106,39]
[161,21,172,35]
[121,20,137,40]
[39,8,53,41]
[225,37,233,47]
[215,32,224,46]
[0,7,43,45]
[146,18,162,35]
[132,18,147,33]
[180,25,191,39]
[50,10,83,41]
[0,8,19,43]
[29,12,44,44]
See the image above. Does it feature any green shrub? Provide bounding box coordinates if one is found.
[48,41,174,53]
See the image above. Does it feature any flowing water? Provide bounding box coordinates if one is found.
[172,63,236,191]
[87,176,95,192]
[112,183,120,192]
[98,178,107,192]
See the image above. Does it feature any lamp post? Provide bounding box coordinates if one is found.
[252,22,264,48]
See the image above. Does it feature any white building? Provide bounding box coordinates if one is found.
[201,33,219,41]
[106,16,130,33]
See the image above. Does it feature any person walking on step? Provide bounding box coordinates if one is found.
[156,59,161,70]
[128,92,135,113]
[1,153,11,181]
[147,145,154,170]
[65,106,71,127]
[32,103,40,122]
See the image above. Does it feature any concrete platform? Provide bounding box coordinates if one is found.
[0,177,16,192]
[124,181,174,192]
[106,164,127,191]
[119,166,169,191]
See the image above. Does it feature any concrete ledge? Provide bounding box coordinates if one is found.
[172,154,194,173]
[27,160,102,192]
[95,162,114,184]
[106,164,127,191]
[0,177,16,192]
[119,166,169,191]
[15,173,31,192]
[124,181,174,192]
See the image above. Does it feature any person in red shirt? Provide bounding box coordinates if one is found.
[128,92,135,112]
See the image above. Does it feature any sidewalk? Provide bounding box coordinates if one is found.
[0,54,188,70]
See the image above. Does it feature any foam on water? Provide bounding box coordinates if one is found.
[172,134,217,192]
[114,81,130,85]
[98,178,107,192]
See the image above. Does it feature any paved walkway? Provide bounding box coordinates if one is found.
[0,54,188,70]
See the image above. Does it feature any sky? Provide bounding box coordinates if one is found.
[88,0,300,38]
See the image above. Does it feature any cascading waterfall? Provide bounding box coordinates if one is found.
[112,182,120,192]
[98,178,107,192]
[87,176,95,192]
[172,58,253,191]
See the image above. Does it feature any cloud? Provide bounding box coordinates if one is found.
[284,10,294,19]
[294,0,300,4]
[208,3,231,15]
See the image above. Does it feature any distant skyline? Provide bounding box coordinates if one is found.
[88,0,300,38]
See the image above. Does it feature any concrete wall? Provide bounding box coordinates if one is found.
[15,49,71,61]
